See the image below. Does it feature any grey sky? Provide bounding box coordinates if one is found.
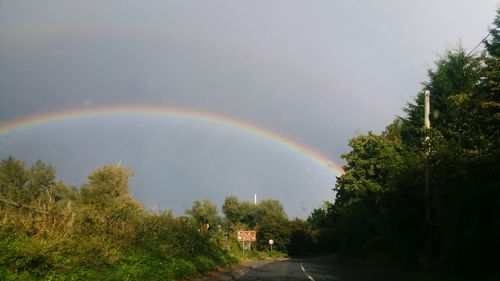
[0,0,497,217]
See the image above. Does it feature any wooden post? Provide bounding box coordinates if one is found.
[424,90,433,269]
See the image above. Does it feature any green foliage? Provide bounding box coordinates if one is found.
[0,158,300,280]
[306,202,337,252]
[0,157,57,205]
[80,164,134,207]
[307,206,328,229]
[287,218,314,256]
[318,12,500,279]
[186,199,220,227]
[486,9,500,57]
[335,132,404,203]
[222,196,258,228]
[0,157,28,203]
[222,195,240,223]
[333,130,407,257]
[0,160,238,280]
[221,197,291,252]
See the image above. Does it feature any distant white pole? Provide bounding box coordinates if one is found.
[254,194,257,205]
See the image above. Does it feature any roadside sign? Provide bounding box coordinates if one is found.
[237,231,256,242]
[269,239,274,252]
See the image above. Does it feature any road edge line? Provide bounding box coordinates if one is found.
[300,262,316,281]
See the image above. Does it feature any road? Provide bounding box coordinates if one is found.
[238,256,392,281]
[198,255,410,281]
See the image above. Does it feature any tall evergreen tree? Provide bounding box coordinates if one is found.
[485,10,500,57]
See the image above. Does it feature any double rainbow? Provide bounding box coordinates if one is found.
[0,105,344,177]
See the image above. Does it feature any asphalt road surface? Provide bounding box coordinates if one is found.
[238,256,397,281]
[193,255,483,281]
[197,255,421,281]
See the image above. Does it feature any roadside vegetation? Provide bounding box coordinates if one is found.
[309,10,500,280]
[0,162,235,280]
[0,159,296,280]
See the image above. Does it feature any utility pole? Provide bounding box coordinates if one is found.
[424,90,431,224]
[424,90,433,269]
[424,90,431,130]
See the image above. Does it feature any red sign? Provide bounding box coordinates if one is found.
[237,231,256,241]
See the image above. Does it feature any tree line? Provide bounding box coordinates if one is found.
[310,10,500,279]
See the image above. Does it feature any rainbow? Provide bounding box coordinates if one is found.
[0,105,344,177]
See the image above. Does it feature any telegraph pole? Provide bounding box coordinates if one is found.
[424,90,431,224]
[424,90,431,130]
[424,90,433,269]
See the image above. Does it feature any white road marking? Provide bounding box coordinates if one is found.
[300,263,316,281]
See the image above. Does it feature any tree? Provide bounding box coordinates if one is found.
[27,160,56,203]
[307,206,328,229]
[0,157,28,203]
[0,157,58,205]
[478,10,500,152]
[307,202,337,252]
[186,199,220,228]
[78,164,142,238]
[222,195,257,228]
[325,22,500,274]
[335,132,403,206]
[255,199,289,251]
[401,49,482,150]
[288,218,313,256]
[80,164,134,207]
[222,195,241,224]
[485,9,500,57]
